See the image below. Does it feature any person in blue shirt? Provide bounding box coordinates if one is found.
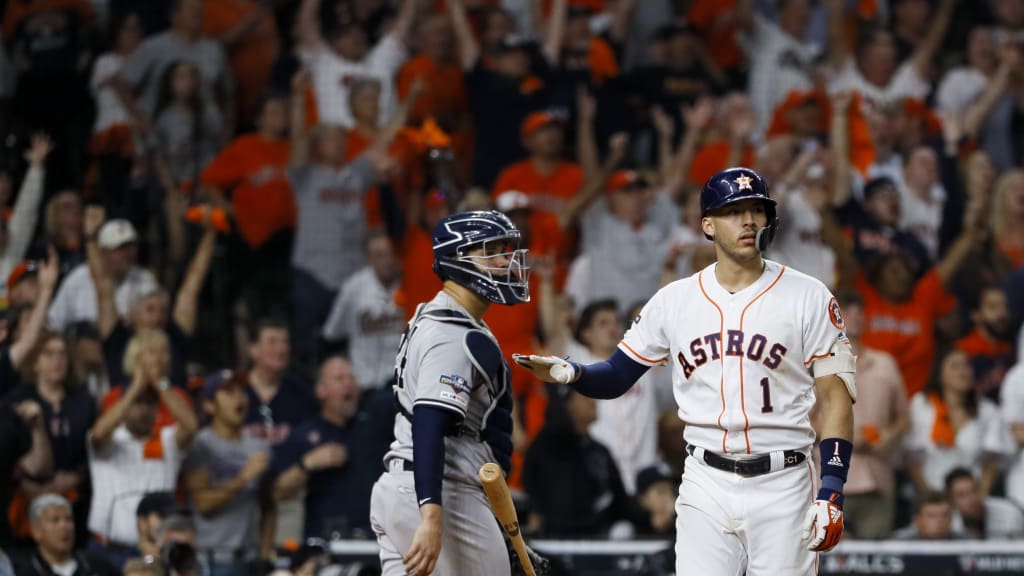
[270,355,378,539]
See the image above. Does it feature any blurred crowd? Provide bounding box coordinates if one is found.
[2,0,1024,574]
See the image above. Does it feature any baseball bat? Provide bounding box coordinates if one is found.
[479,462,536,576]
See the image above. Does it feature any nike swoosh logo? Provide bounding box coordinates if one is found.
[419,498,431,505]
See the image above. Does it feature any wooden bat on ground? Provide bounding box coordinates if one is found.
[479,462,536,576]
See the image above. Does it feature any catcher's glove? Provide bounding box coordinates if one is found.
[506,536,552,576]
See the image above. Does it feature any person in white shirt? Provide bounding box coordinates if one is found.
[87,330,198,548]
[945,467,1024,539]
[896,145,945,260]
[1000,360,1024,509]
[825,0,955,109]
[736,0,825,136]
[321,231,405,391]
[296,0,415,128]
[905,347,1012,496]
[936,26,998,115]
[47,217,157,331]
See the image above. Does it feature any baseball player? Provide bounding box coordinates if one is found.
[516,167,856,575]
[370,210,527,576]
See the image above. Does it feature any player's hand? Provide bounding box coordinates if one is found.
[302,442,348,471]
[405,504,443,576]
[803,499,844,552]
[512,354,579,385]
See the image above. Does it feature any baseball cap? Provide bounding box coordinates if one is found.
[495,190,532,213]
[97,219,138,249]
[635,463,677,495]
[605,170,648,194]
[136,491,180,518]
[201,369,248,400]
[521,110,565,139]
[6,260,39,294]
[863,176,898,200]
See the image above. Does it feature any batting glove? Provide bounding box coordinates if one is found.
[512,354,579,384]
[803,498,844,552]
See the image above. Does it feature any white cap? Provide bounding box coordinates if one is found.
[97,219,138,249]
[495,190,531,213]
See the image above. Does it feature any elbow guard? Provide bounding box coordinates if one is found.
[812,340,857,403]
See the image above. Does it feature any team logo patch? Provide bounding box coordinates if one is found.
[440,390,468,407]
[828,298,845,330]
[439,374,471,394]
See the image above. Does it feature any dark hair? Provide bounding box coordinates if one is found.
[923,346,978,418]
[574,299,619,344]
[913,491,951,515]
[967,284,1004,313]
[152,60,206,184]
[943,467,976,495]
[249,317,290,341]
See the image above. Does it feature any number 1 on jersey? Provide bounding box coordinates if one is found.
[759,377,774,414]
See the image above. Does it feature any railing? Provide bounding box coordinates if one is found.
[314,539,1024,575]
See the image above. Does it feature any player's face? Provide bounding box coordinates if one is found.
[464,239,522,282]
[703,199,767,262]
[915,502,953,539]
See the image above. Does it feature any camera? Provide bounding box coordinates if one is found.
[162,541,199,575]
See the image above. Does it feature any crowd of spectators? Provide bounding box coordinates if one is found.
[2,0,1024,574]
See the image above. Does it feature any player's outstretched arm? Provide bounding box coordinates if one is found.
[512,349,649,399]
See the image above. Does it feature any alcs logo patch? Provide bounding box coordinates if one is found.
[439,374,471,394]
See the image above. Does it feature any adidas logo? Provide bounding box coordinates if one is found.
[828,456,844,468]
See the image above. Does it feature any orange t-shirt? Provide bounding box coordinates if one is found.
[687,140,756,185]
[200,134,295,248]
[395,225,443,319]
[492,160,582,262]
[202,0,279,126]
[857,269,958,398]
[397,55,469,126]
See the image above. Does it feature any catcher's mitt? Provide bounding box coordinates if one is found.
[506,536,552,576]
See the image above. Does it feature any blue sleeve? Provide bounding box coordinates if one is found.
[412,404,459,507]
[571,348,650,399]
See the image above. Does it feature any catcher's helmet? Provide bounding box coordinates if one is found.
[700,167,779,251]
[432,210,530,305]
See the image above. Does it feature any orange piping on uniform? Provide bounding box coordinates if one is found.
[618,340,668,365]
[738,266,786,454]
[698,270,728,453]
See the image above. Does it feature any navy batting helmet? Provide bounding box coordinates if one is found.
[432,210,530,305]
[700,167,779,251]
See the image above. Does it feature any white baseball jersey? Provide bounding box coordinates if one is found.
[620,260,846,455]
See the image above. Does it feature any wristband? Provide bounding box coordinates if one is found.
[817,437,853,507]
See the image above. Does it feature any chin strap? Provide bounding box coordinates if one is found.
[755,217,780,252]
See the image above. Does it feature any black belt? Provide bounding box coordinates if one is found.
[687,445,805,478]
